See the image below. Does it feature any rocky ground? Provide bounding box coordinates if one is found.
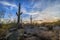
[23,26,60,40]
[0,26,60,40]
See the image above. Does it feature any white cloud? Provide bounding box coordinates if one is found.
[0,1,18,10]
[34,4,60,21]
[22,0,60,21]
[1,0,60,22]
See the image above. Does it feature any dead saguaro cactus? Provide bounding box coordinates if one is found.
[16,3,22,28]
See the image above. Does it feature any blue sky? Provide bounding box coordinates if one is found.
[0,0,60,22]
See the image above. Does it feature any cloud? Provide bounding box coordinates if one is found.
[0,0,60,22]
[0,1,18,10]
[21,0,50,15]
[22,0,60,22]
[34,3,60,21]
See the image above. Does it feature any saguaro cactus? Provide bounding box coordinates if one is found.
[16,3,22,29]
[16,3,22,24]
[30,15,32,24]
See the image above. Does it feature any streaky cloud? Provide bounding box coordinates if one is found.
[0,1,18,10]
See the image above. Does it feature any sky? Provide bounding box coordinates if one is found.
[0,0,60,22]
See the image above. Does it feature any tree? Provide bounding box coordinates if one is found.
[8,13,13,23]
[0,10,5,24]
[0,10,5,18]
[0,10,5,28]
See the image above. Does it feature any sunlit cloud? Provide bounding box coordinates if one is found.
[22,0,60,22]
[34,4,60,22]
